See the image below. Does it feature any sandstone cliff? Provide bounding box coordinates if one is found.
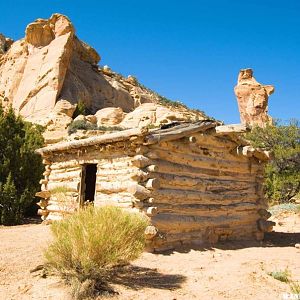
[0,14,207,142]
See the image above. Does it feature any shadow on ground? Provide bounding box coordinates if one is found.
[111,265,186,290]
[153,231,300,255]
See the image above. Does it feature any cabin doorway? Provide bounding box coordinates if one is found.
[80,164,97,206]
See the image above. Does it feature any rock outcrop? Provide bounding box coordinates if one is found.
[234,68,274,127]
[0,14,208,143]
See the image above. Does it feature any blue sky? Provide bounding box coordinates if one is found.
[1,0,299,123]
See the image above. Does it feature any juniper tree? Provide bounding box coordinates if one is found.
[246,120,300,203]
[0,103,44,225]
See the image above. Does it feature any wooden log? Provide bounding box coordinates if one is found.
[153,159,262,181]
[150,148,260,174]
[96,181,133,194]
[154,202,259,216]
[49,170,82,181]
[131,155,153,168]
[49,161,81,170]
[37,128,143,155]
[152,188,259,205]
[182,136,197,143]
[128,184,151,200]
[145,121,216,145]
[130,170,150,181]
[145,225,158,239]
[145,206,158,216]
[38,209,49,216]
[157,173,258,194]
[39,179,48,185]
[145,178,160,190]
[47,181,80,192]
[145,165,159,172]
[35,191,51,198]
[37,199,48,209]
[151,213,259,232]
[215,124,250,134]
[238,146,270,162]
[258,209,272,219]
[257,219,275,232]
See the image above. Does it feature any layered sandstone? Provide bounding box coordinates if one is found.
[0,14,207,143]
[234,69,274,127]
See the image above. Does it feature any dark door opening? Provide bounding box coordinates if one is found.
[82,164,97,204]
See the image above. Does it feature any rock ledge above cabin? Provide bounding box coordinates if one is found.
[0,14,209,144]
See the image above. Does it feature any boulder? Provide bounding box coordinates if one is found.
[85,115,97,124]
[53,99,76,117]
[95,107,125,126]
[121,103,190,128]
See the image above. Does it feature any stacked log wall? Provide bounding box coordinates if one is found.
[141,132,269,251]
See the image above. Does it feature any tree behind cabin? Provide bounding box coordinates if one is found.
[0,103,44,225]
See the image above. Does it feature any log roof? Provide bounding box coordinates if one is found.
[36,121,270,161]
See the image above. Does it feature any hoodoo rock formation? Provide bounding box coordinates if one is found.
[234,68,274,127]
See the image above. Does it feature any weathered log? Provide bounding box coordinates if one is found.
[128,184,151,200]
[153,159,262,181]
[145,225,158,239]
[152,188,259,205]
[145,206,158,216]
[47,181,80,192]
[153,202,259,217]
[150,148,260,174]
[37,128,144,155]
[37,199,48,209]
[215,124,250,134]
[96,181,133,194]
[237,146,270,162]
[145,178,160,190]
[131,155,153,168]
[151,213,259,232]
[130,170,150,181]
[145,121,217,145]
[35,191,51,198]
[145,165,159,172]
[49,161,81,170]
[37,209,49,216]
[257,219,275,232]
[49,170,82,181]
[182,136,197,143]
[258,209,272,219]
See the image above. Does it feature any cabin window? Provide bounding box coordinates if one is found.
[81,164,97,205]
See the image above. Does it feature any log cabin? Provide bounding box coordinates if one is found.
[36,121,274,251]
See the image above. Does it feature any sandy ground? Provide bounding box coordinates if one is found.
[0,211,299,300]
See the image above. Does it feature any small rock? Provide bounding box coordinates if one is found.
[73,114,86,122]
[295,243,300,249]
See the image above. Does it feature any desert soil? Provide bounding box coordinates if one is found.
[0,211,299,300]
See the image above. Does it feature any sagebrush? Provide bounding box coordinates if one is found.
[45,206,149,297]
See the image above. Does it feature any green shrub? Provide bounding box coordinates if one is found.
[0,103,44,225]
[45,206,149,297]
[73,101,87,118]
[268,269,290,283]
[68,120,98,134]
[246,120,300,204]
[68,120,124,135]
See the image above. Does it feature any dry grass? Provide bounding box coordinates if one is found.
[44,206,149,298]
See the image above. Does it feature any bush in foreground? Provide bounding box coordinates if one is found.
[45,206,149,298]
